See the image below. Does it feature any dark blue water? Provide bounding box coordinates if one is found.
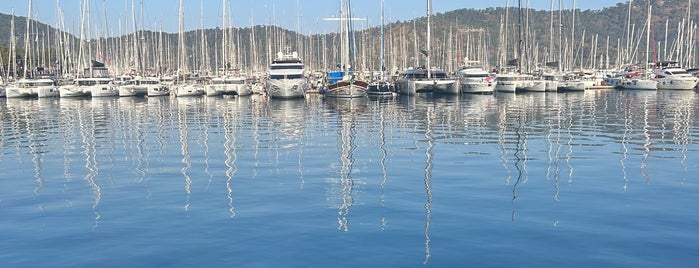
[1,90,698,267]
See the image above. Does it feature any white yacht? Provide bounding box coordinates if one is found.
[654,61,699,90]
[457,66,495,94]
[6,78,58,98]
[173,77,205,97]
[204,76,248,96]
[63,64,119,97]
[541,73,561,92]
[616,66,658,90]
[119,76,168,97]
[395,68,455,95]
[265,51,308,99]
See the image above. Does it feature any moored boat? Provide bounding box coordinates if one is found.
[457,66,495,94]
[265,50,308,99]
[654,61,699,90]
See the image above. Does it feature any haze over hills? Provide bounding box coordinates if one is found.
[0,0,697,75]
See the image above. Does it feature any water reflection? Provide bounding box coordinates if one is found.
[1,88,698,265]
[223,99,238,218]
[326,98,365,232]
[176,98,200,213]
[423,106,434,265]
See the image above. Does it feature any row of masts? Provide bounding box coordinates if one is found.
[1,0,698,82]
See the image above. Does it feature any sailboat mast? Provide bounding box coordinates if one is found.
[517,0,523,73]
[23,0,32,79]
[427,0,431,78]
[645,2,651,76]
[178,0,185,78]
[380,0,385,80]
[87,0,93,77]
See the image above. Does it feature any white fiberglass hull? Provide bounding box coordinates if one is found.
[656,77,698,90]
[36,86,60,98]
[148,85,171,97]
[90,85,119,97]
[118,85,148,97]
[5,86,36,98]
[174,84,204,97]
[495,81,517,93]
[522,80,546,92]
[266,78,307,99]
[432,79,459,94]
[619,79,658,90]
[59,85,89,98]
[461,81,495,94]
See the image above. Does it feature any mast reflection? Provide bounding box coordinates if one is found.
[325,98,366,232]
[224,100,238,218]
[378,103,389,230]
[177,98,195,213]
[423,106,434,265]
[82,100,102,229]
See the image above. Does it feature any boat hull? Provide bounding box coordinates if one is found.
[174,84,204,97]
[656,78,698,90]
[5,86,36,98]
[619,79,658,90]
[432,79,459,95]
[266,78,308,99]
[90,85,119,97]
[59,85,90,98]
[325,80,368,98]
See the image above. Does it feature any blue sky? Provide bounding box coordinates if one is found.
[1,0,627,35]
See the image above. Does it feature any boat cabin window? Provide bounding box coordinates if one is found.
[432,72,448,79]
[271,65,303,70]
[225,80,245,84]
[403,72,427,79]
[271,74,304,79]
[667,70,689,75]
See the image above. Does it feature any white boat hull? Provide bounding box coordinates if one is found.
[118,85,148,97]
[433,79,459,94]
[204,85,224,96]
[90,85,119,97]
[558,81,586,91]
[495,81,517,93]
[174,84,204,97]
[266,78,307,99]
[5,86,36,98]
[59,85,90,98]
[656,77,698,90]
[619,79,658,90]
[522,80,546,92]
[544,80,559,92]
[36,86,60,98]
[148,85,171,97]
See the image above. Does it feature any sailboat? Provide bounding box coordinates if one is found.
[395,0,456,95]
[6,0,59,99]
[324,0,368,98]
[367,0,395,96]
[172,0,204,97]
[618,1,657,90]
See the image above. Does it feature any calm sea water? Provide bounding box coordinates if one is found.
[1,90,698,267]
